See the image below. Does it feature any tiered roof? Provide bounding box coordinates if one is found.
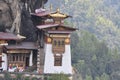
[0,32,19,40]
[37,24,76,34]
[31,8,76,33]
[6,42,37,50]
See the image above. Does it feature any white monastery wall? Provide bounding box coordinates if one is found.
[2,53,7,70]
[44,44,72,74]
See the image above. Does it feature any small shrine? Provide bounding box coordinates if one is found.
[0,32,38,72]
[5,42,37,72]
[31,8,76,75]
[0,32,19,71]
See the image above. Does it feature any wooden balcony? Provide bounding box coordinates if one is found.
[52,47,65,54]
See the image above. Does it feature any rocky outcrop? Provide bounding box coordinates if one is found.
[0,0,13,30]
[0,0,48,41]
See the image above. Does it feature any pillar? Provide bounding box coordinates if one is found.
[2,53,7,70]
[29,51,33,66]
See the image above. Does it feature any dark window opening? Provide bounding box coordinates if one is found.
[62,41,64,45]
[26,57,29,67]
[54,55,62,66]
[58,41,60,46]
[13,55,15,61]
[54,40,57,46]
[8,40,16,45]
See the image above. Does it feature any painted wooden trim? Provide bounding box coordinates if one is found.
[7,49,31,53]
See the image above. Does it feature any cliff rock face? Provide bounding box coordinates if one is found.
[0,0,48,41]
[0,0,12,31]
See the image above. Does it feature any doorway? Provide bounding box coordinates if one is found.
[26,57,29,67]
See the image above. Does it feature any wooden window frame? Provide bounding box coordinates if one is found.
[54,55,62,66]
[52,38,65,53]
[8,53,30,67]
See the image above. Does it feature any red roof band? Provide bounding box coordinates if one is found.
[0,32,19,40]
[6,42,38,50]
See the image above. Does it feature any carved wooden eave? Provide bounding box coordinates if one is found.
[31,10,50,19]
[31,8,72,24]
[7,49,31,53]
[5,42,37,53]
[0,32,19,40]
[31,9,70,19]
[5,42,38,50]
[37,24,76,34]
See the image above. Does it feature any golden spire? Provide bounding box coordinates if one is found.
[50,4,53,11]
[56,8,60,13]
[49,8,67,18]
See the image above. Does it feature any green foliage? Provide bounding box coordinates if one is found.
[31,77,38,80]
[16,73,23,80]
[95,76,100,80]
[4,72,12,80]
[71,31,119,79]
[100,73,110,80]
[85,75,93,80]
[1,73,40,80]
[48,74,70,80]
[46,0,120,80]
[47,0,120,51]
[24,77,30,80]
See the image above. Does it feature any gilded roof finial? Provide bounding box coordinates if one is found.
[50,4,53,11]
[57,8,60,13]
[49,8,69,19]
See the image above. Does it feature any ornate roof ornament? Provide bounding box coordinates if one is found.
[49,8,69,18]
[17,34,26,40]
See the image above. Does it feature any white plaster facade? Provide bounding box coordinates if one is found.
[29,51,33,66]
[44,44,72,74]
[2,53,7,70]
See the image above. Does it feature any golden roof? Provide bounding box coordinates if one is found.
[49,8,68,18]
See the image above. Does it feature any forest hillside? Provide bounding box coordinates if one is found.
[46,0,120,80]
[46,0,120,50]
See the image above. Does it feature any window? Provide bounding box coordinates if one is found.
[53,40,57,46]
[13,55,15,61]
[58,40,61,46]
[8,53,30,68]
[53,39,65,47]
[52,38,65,53]
[62,41,64,45]
[54,55,62,66]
